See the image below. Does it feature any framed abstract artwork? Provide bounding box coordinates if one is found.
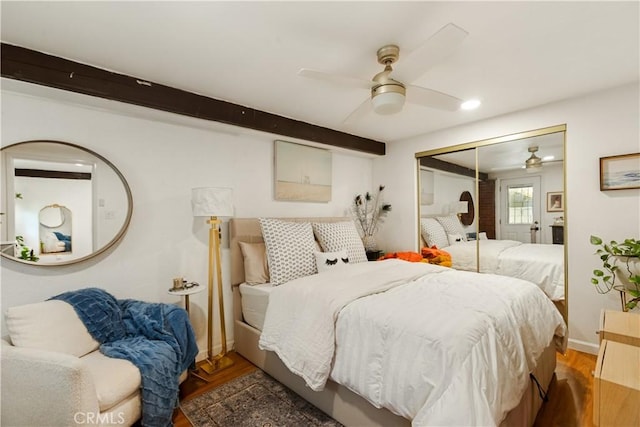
[600,153,640,191]
[274,140,332,202]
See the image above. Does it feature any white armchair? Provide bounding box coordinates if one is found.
[1,300,143,427]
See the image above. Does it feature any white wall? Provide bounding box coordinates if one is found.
[374,82,640,354]
[0,85,374,359]
[419,169,476,234]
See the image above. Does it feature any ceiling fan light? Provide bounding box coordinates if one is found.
[372,84,406,115]
[525,155,542,169]
[460,99,481,110]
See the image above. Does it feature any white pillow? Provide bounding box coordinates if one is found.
[238,242,270,285]
[436,215,467,241]
[259,218,317,285]
[420,218,449,248]
[312,221,367,264]
[5,300,99,357]
[315,249,350,273]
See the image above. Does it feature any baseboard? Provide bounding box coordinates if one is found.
[567,338,599,355]
[195,339,235,362]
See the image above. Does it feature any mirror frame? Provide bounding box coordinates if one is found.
[415,124,568,324]
[1,140,133,266]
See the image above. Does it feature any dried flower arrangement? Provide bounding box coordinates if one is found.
[352,185,392,251]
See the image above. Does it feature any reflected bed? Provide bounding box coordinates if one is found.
[420,216,565,302]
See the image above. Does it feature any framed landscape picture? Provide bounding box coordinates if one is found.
[274,140,332,202]
[600,153,640,191]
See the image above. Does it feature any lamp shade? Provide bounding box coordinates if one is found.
[371,83,406,115]
[191,187,234,217]
[456,201,468,214]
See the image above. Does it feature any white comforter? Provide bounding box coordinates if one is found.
[259,259,565,426]
[444,240,565,301]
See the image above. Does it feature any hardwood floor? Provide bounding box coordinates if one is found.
[534,349,598,427]
[174,349,597,427]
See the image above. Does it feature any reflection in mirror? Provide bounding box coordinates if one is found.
[40,205,73,254]
[416,125,567,323]
[458,191,475,227]
[1,141,133,265]
[418,147,478,271]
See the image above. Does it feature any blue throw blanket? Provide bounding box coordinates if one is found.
[51,288,198,427]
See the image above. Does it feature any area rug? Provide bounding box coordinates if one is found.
[180,370,343,427]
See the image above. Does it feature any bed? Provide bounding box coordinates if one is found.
[230,217,566,427]
[420,216,565,302]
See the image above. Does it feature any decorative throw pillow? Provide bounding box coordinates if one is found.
[259,218,317,285]
[238,242,270,285]
[447,233,465,244]
[5,300,99,357]
[420,218,449,248]
[436,215,467,241]
[315,249,350,273]
[312,221,368,264]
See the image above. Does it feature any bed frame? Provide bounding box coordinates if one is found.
[229,217,557,427]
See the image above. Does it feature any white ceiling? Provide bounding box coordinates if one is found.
[432,131,565,173]
[1,1,639,143]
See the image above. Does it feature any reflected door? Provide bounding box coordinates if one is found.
[499,176,541,243]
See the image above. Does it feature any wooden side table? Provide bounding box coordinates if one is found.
[594,340,640,426]
[598,309,640,347]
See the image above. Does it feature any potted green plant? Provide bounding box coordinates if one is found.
[590,235,640,311]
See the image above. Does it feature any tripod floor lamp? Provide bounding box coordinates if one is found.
[191,187,234,375]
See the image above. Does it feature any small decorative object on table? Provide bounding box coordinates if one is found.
[590,235,640,311]
[352,185,392,252]
[168,279,203,313]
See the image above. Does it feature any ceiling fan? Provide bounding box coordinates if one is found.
[525,146,544,170]
[298,23,473,124]
[487,145,562,173]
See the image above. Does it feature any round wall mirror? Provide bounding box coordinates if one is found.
[459,191,475,226]
[1,140,133,265]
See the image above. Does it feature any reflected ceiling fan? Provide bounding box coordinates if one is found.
[488,146,561,173]
[525,146,544,170]
[298,23,475,124]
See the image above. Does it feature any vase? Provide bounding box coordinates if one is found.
[612,256,640,311]
[612,256,640,289]
[362,235,378,252]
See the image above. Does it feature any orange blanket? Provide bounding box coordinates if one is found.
[378,251,425,263]
[421,246,452,268]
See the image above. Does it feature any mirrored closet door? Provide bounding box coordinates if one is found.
[416,125,567,322]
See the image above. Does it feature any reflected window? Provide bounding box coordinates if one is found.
[507,185,533,224]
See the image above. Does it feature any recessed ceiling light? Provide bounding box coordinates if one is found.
[542,155,555,161]
[460,99,481,110]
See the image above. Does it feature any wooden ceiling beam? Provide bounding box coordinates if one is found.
[420,156,488,181]
[1,43,386,156]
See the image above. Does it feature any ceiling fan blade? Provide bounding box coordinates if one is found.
[343,98,372,126]
[395,23,468,84]
[298,68,372,90]
[406,85,462,111]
